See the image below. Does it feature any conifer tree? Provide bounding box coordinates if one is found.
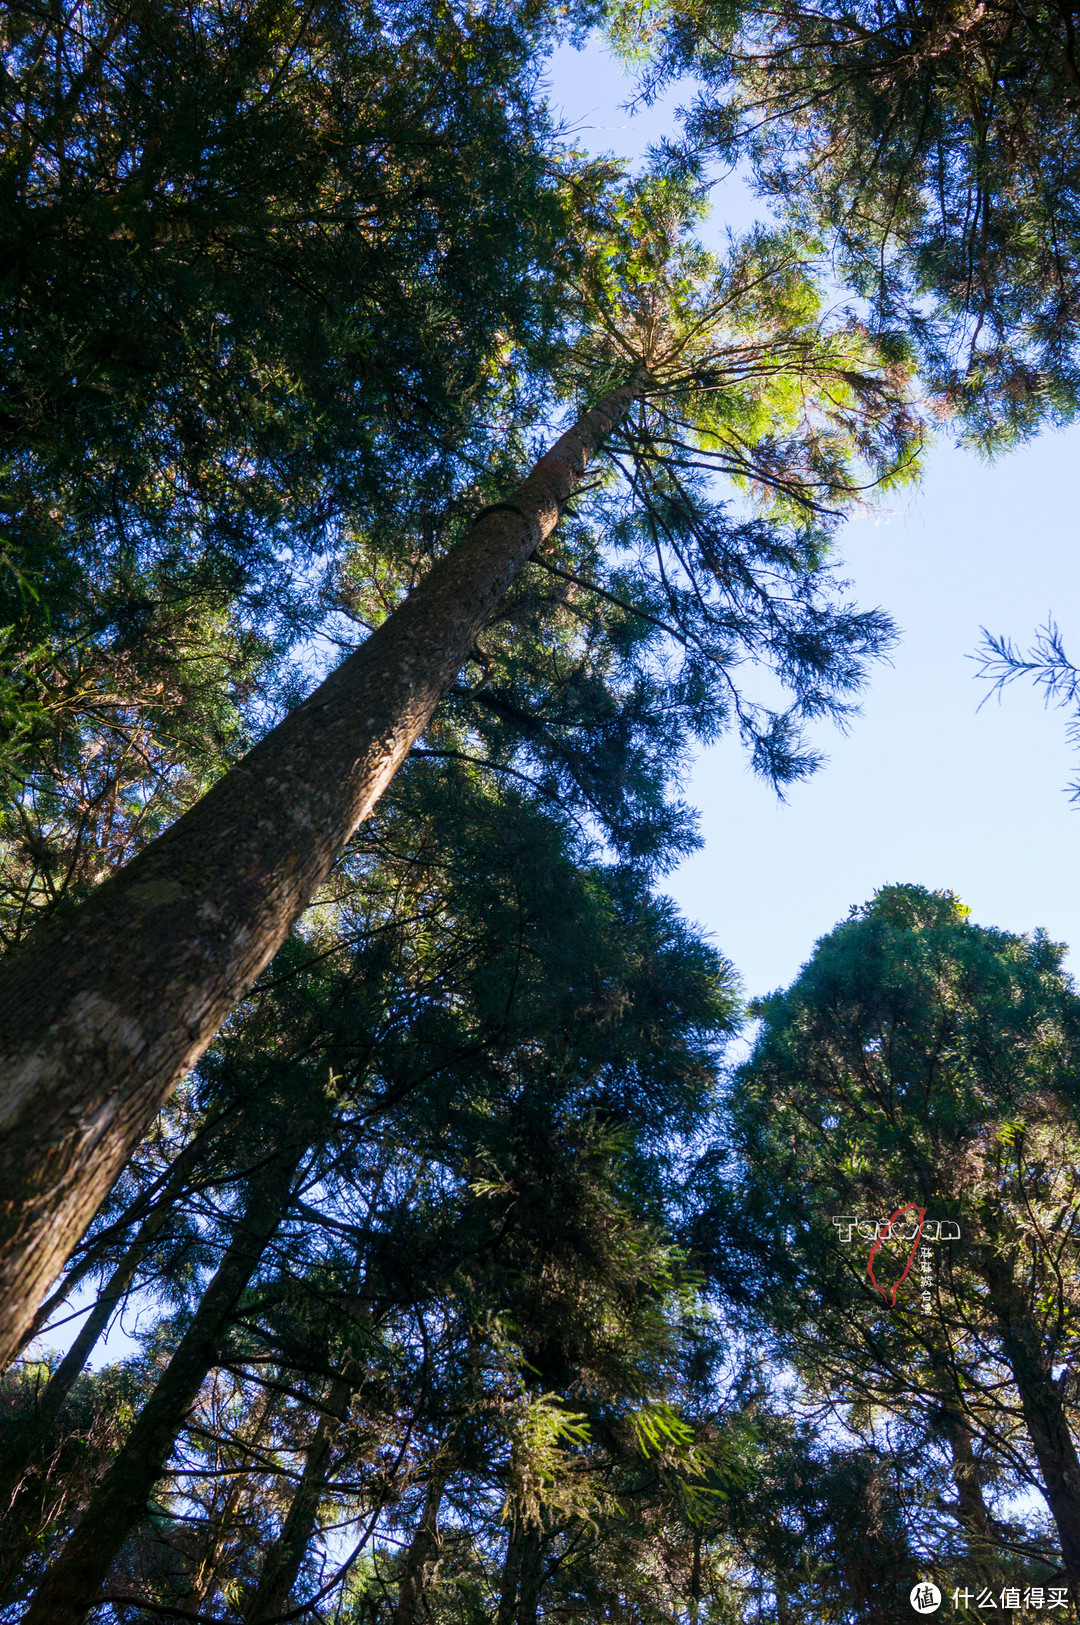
[616,0,1080,444]
[0,183,922,1361]
[696,884,1080,1594]
[9,763,736,1619]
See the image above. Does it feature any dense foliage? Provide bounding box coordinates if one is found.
[691,886,1080,1609]
[3,0,1079,1617]
[609,0,1080,446]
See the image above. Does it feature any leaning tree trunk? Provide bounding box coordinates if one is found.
[12,1090,244,1363]
[393,1465,450,1625]
[188,1385,276,1608]
[0,1187,187,1580]
[0,374,641,1369]
[242,1369,354,1623]
[985,1255,1080,1588]
[22,1151,301,1625]
[0,1118,217,1534]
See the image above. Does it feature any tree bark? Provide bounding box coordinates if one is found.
[0,1135,204,1531]
[12,1092,243,1364]
[0,374,641,1370]
[22,1151,300,1625]
[0,1208,174,1579]
[0,1119,242,1588]
[496,1524,525,1625]
[985,1255,1080,1587]
[392,1465,450,1625]
[242,1371,354,1624]
[515,1527,543,1625]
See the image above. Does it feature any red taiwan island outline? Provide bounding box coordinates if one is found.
[866,1202,926,1307]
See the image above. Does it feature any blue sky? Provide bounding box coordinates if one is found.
[545,33,1080,1000]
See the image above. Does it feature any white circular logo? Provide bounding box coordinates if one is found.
[910,1582,941,1614]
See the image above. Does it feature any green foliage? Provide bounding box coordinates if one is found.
[612,0,1080,446]
[0,0,601,943]
[5,765,740,1616]
[691,883,1080,1594]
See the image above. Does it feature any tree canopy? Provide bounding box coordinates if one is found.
[692,884,1080,1602]
[610,0,1080,447]
[3,0,1078,1617]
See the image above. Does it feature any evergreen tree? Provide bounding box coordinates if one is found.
[0,0,610,949]
[0,185,922,1361]
[694,884,1080,1598]
[613,0,1080,444]
[7,763,736,1619]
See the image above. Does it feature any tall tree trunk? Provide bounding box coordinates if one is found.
[0,1113,243,1589]
[0,1209,180,1584]
[0,375,641,1369]
[22,1151,300,1625]
[242,1371,353,1624]
[0,1129,209,1531]
[496,1524,525,1625]
[515,1527,543,1625]
[392,1465,450,1625]
[985,1255,1080,1586]
[13,1091,243,1363]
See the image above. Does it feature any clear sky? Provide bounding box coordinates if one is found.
[545,34,1080,1001]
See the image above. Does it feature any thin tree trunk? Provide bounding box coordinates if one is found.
[515,1527,543,1625]
[392,1464,450,1625]
[945,1414,996,1555]
[0,1138,204,1528]
[242,1371,353,1623]
[496,1524,525,1625]
[985,1256,1080,1585]
[22,1151,300,1625]
[0,374,641,1370]
[189,1385,276,1607]
[925,1352,1000,1573]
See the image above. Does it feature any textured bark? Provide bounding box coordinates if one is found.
[0,375,641,1369]
[1,1137,200,1526]
[0,1211,168,1575]
[12,1095,241,1364]
[985,1256,1080,1586]
[515,1527,543,1625]
[0,1125,228,1587]
[243,1371,353,1623]
[496,1526,525,1625]
[22,1153,299,1625]
[392,1466,450,1625]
